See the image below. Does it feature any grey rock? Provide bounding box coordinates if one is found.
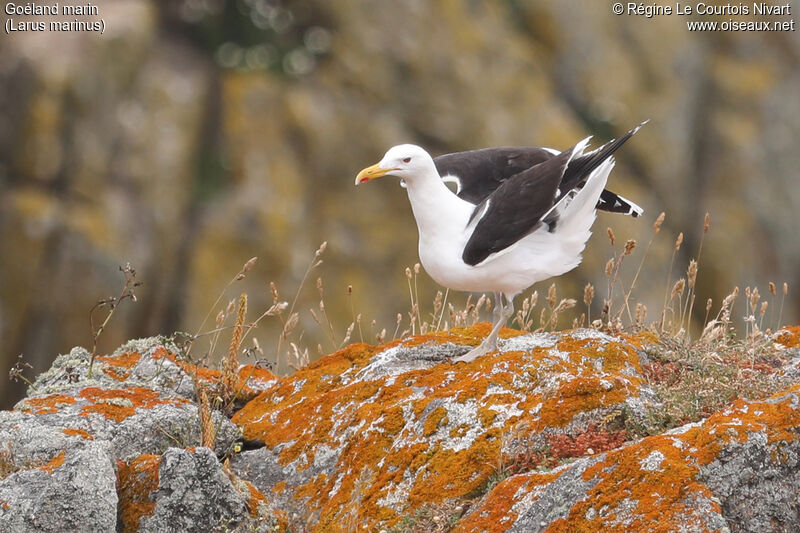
[7,388,240,461]
[0,441,117,533]
[700,393,800,532]
[508,456,604,533]
[30,338,197,399]
[139,447,249,533]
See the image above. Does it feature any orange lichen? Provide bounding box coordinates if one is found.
[454,470,564,533]
[232,326,651,531]
[20,394,76,415]
[449,424,470,439]
[477,406,498,427]
[541,385,800,532]
[117,454,161,533]
[775,326,800,348]
[620,330,659,349]
[538,376,631,429]
[39,450,66,474]
[399,322,524,349]
[424,407,449,436]
[62,428,94,440]
[79,387,188,423]
[96,351,142,381]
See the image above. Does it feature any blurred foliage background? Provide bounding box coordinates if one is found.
[1,0,799,408]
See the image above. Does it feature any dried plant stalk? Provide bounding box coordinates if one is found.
[198,386,215,449]
[223,293,247,401]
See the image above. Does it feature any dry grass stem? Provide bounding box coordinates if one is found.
[197,386,216,449]
[88,264,141,378]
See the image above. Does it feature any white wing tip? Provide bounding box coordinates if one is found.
[572,136,593,159]
[631,119,650,135]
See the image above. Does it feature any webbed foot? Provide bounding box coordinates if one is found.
[452,342,495,363]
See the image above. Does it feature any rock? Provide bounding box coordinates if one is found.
[0,336,288,532]
[117,447,283,533]
[0,336,282,462]
[8,383,240,460]
[774,326,800,349]
[4,328,799,532]
[458,383,800,532]
[0,440,117,533]
[30,337,277,403]
[231,325,660,531]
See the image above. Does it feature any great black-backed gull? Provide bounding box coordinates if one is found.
[355,122,646,362]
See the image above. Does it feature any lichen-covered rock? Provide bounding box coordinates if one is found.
[7,384,239,460]
[458,383,800,532]
[30,337,277,403]
[0,440,117,533]
[231,324,659,531]
[775,326,800,349]
[0,336,288,532]
[117,447,281,533]
[0,336,277,462]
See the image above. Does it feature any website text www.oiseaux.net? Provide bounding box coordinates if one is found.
[614,2,796,32]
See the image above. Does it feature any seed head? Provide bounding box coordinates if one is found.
[553,298,576,314]
[769,282,776,297]
[675,232,684,251]
[583,283,595,307]
[750,287,760,313]
[624,239,636,256]
[687,260,698,289]
[270,281,279,304]
[607,227,615,246]
[653,212,665,233]
[703,213,710,234]
[635,303,646,324]
[235,257,258,280]
[547,284,557,309]
[672,278,686,298]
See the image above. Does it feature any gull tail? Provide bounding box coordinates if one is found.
[562,120,648,218]
[565,120,648,187]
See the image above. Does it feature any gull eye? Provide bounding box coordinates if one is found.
[402,157,411,163]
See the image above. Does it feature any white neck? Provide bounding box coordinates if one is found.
[404,163,473,238]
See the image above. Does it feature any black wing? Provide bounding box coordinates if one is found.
[461,145,577,266]
[434,121,647,214]
[433,147,553,204]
